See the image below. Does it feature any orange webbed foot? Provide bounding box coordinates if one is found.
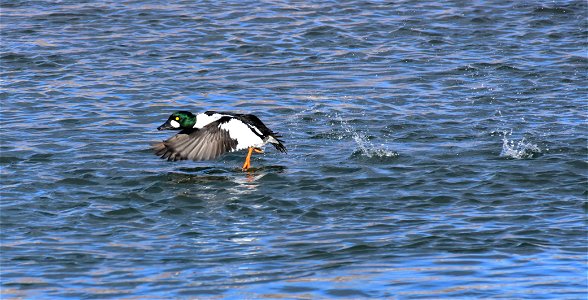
[242,147,254,171]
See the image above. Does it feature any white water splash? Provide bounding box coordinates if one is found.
[499,131,541,159]
[286,104,398,159]
[336,113,398,159]
[349,130,399,158]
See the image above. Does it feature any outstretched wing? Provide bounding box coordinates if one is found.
[153,121,239,161]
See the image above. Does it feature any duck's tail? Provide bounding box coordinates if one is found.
[267,134,287,153]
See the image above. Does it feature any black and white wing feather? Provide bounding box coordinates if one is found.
[153,121,238,161]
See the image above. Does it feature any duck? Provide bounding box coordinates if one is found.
[153,111,287,170]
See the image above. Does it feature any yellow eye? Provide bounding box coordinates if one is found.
[175,117,180,121]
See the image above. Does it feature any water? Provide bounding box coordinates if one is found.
[1,0,587,298]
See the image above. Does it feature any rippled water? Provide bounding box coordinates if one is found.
[1,1,587,298]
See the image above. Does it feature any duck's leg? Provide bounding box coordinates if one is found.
[242,147,254,171]
[253,148,264,154]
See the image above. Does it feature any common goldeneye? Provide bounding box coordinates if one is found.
[154,111,286,170]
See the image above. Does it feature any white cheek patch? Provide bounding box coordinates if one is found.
[170,120,180,128]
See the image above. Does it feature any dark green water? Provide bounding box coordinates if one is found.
[1,1,587,298]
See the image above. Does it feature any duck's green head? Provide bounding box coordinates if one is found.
[158,111,196,130]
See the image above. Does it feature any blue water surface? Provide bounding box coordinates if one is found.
[1,0,587,298]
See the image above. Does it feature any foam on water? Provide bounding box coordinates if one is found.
[499,131,541,159]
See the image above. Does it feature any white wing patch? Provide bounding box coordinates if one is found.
[194,113,226,129]
[249,125,262,135]
[219,119,264,150]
